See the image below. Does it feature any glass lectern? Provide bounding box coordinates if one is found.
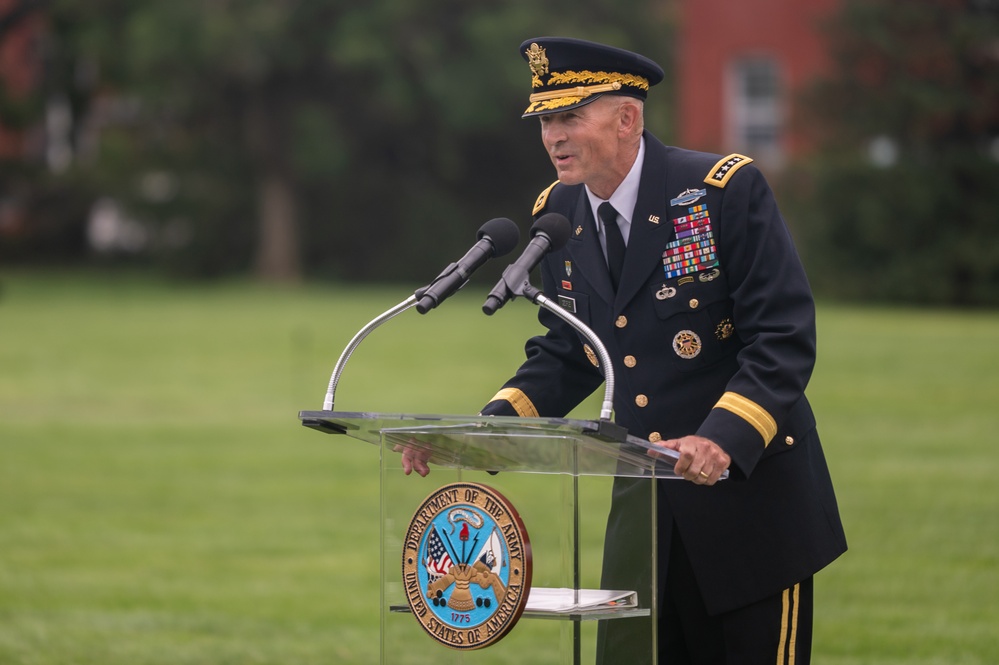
[299,411,681,664]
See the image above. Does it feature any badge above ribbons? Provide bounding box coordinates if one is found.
[402,482,533,650]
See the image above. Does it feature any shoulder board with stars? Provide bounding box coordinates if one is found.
[532,180,560,216]
[704,154,753,189]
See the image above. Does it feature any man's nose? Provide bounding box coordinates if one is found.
[542,124,565,147]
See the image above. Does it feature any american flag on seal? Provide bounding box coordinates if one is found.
[425,528,453,578]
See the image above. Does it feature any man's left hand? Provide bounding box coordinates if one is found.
[652,435,731,485]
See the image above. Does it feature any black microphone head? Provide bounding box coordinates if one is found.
[531,213,572,251]
[477,217,520,257]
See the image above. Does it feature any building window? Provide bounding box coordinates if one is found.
[727,57,784,165]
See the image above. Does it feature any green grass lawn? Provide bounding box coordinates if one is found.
[1,270,997,664]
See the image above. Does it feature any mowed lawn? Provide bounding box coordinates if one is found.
[1,270,997,664]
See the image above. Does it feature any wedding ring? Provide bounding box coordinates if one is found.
[698,471,709,479]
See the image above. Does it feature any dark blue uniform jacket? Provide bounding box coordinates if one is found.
[482,131,847,616]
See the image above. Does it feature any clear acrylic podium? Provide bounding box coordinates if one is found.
[300,410,679,664]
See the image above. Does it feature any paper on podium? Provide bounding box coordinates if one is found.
[525,587,638,614]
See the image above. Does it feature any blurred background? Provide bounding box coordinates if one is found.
[2,1,998,663]
[1,0,996,303]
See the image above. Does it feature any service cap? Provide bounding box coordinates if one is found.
[519,37,664,117]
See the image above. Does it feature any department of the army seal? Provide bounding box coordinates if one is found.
[402,482,533,650]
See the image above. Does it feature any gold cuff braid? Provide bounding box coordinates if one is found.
[489,388,539,418]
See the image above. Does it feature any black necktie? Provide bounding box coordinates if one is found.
[599,201,625,290]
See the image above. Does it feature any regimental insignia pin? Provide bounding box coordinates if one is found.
[672,330,702,359]
[583,343,599,367]
[670,188,707,207]
[564,261,572,277]
[402,483,532,650]
[715,318,735,341]
[575,225,583,236]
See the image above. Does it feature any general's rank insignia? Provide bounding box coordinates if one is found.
[672,330,702,359]
[704,153,753,188]
[402,483,532,650]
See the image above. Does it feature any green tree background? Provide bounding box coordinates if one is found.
[2,0,998,305]
[783,0,999,306]
[1,0,675,282]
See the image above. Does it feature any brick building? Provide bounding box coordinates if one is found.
[0,0,45,160]
[675,0,840,168]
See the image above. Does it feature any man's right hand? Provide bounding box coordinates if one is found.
[394,440,432,477]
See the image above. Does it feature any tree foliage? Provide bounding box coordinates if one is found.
[787,0,999,306]
[17,0,675,282]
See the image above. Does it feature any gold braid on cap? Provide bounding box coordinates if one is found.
[529,81,622,103]
[549,70,650,91]
[526,70,652,112]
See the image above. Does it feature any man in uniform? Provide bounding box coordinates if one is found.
[477,37,847,664]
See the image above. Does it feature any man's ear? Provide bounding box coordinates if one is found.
[617,100,642,136]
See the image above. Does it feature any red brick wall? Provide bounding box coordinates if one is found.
[0,0,46,158]
[676,0,838,159]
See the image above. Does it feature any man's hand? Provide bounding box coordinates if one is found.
[651,435,730,485]
[394,440,432,477]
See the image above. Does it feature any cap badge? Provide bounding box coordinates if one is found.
[525,43,549,80]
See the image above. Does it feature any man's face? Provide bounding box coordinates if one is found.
[539,97,626,198]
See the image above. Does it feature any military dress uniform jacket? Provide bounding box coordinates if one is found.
[481,131,847,617]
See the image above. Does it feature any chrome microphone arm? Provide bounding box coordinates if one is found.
[323,295,418,411]
[519,283,617,422]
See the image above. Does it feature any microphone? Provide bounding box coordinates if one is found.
[415,217,520,314]
[482,212,571,315]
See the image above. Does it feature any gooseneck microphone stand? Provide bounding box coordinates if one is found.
[323,295,418,411]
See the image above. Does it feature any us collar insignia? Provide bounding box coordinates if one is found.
[525,43,549,79]
[670,188,707,207]
[402,482,532,650]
